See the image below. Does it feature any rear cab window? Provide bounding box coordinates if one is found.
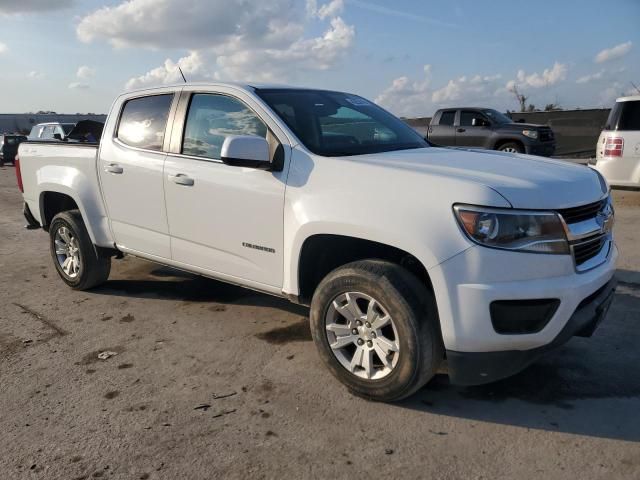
[605,100,640,131]
[438,111,456,126]
[116,94,174,151]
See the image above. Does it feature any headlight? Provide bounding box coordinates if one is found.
[522,130,538,139]
[453,205,569,254]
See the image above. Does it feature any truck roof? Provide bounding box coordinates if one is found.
[123,82,313,96]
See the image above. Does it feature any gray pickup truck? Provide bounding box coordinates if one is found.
[427,108,556,157]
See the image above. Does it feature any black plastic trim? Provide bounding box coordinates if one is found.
[23,202,41,230]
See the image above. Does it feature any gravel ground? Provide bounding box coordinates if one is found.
[1,165,639,479]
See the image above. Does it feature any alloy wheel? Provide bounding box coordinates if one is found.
[324,292,400,380]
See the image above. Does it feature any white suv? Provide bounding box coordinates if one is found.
[595,95,640,188]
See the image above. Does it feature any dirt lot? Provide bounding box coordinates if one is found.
[1,165,639,479]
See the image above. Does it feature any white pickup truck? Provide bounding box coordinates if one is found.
[16,83,617,401]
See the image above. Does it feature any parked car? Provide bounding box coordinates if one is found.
[427,107,556,156]
[28,122,76,141]
[594,95,640,189]
[16,84,616,401]
[0,134,27,166]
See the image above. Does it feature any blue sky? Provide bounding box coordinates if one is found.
[0,0,637,116]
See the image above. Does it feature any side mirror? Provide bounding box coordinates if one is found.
[220,135,271,169]
[471,118,489,127]
[53,133,63,140]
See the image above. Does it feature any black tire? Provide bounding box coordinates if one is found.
[310,260,443,402]
[49,210,111,290]
[497,142,524,153]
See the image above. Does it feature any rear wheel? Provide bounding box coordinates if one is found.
[49,210,110,290]
[310,260,443,402]
[497,142,523,154]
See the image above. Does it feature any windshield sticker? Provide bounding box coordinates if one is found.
[345,97,371,107]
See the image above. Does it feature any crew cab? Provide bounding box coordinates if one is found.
[17,83,616,401]
[427,107,556,156]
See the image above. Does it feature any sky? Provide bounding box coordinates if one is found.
[0,0,637,116]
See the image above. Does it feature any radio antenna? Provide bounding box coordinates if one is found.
[178,66,187,83]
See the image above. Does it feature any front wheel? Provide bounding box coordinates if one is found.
[49,210,111,290]
[310,260,443,402]
[497,142,523,154]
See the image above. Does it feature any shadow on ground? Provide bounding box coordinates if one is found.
[400,280,640,442]
[93,263,308,317]
[95,262,640,442]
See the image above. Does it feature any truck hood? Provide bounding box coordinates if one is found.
[348,147,605,209]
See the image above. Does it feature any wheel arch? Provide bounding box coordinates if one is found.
[493,137,524,152]
[294,233,434,305]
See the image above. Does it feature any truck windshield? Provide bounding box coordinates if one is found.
[482,109,512,124]
[255,89,428,157]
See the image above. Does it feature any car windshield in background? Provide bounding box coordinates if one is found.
[62,124,75,134]
[256,89,428,157]
[482,109,512,124]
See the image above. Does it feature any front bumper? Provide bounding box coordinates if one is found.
[428,238,618,384]
[446,276,617,385]
[525,141,556,157]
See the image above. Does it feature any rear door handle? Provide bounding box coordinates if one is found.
[104,163,124,174]
[457,128,466,133]
[169,174,194,186]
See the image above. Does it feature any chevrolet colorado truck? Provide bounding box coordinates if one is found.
[16,83,617,401]
[427,107,556,156]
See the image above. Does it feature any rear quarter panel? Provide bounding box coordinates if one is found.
[18,142,114,246]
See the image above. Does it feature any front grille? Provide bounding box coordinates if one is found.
[572,234,608,266]
[557,199,606,224]
[539,128,554,142]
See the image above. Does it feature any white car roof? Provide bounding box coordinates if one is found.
[617,95,640,103]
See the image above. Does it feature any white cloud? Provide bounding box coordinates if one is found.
[375,66,505,116]
[576,70,605,84]
[27,71,43,79]
[76,65,95,79]
[377,62,569,117]
[307,0,344,19]
[507,62,567,89]
[0,42,7,54]
[77,0,355,90]
[595,41,632,64]
[68,82,89,90]
[0,0,75,14]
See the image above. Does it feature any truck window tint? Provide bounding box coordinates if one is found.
[182,94,267,160]
[460,111,486,127]
[117,94,174,151]
[439,111,455,126]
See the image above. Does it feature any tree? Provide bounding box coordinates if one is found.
[509,84,528,113]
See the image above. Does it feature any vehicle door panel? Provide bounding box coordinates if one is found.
[455,110,491,147]
[163,90,288,288]
[428,110,456,146]
[98,91,179,258]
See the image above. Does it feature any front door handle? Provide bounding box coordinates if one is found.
[169,174,195,186]
[457,128,466,133]
[104,163,124,174]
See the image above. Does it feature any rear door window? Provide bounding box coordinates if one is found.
[117,94,174,151]
[439,111,456,126]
